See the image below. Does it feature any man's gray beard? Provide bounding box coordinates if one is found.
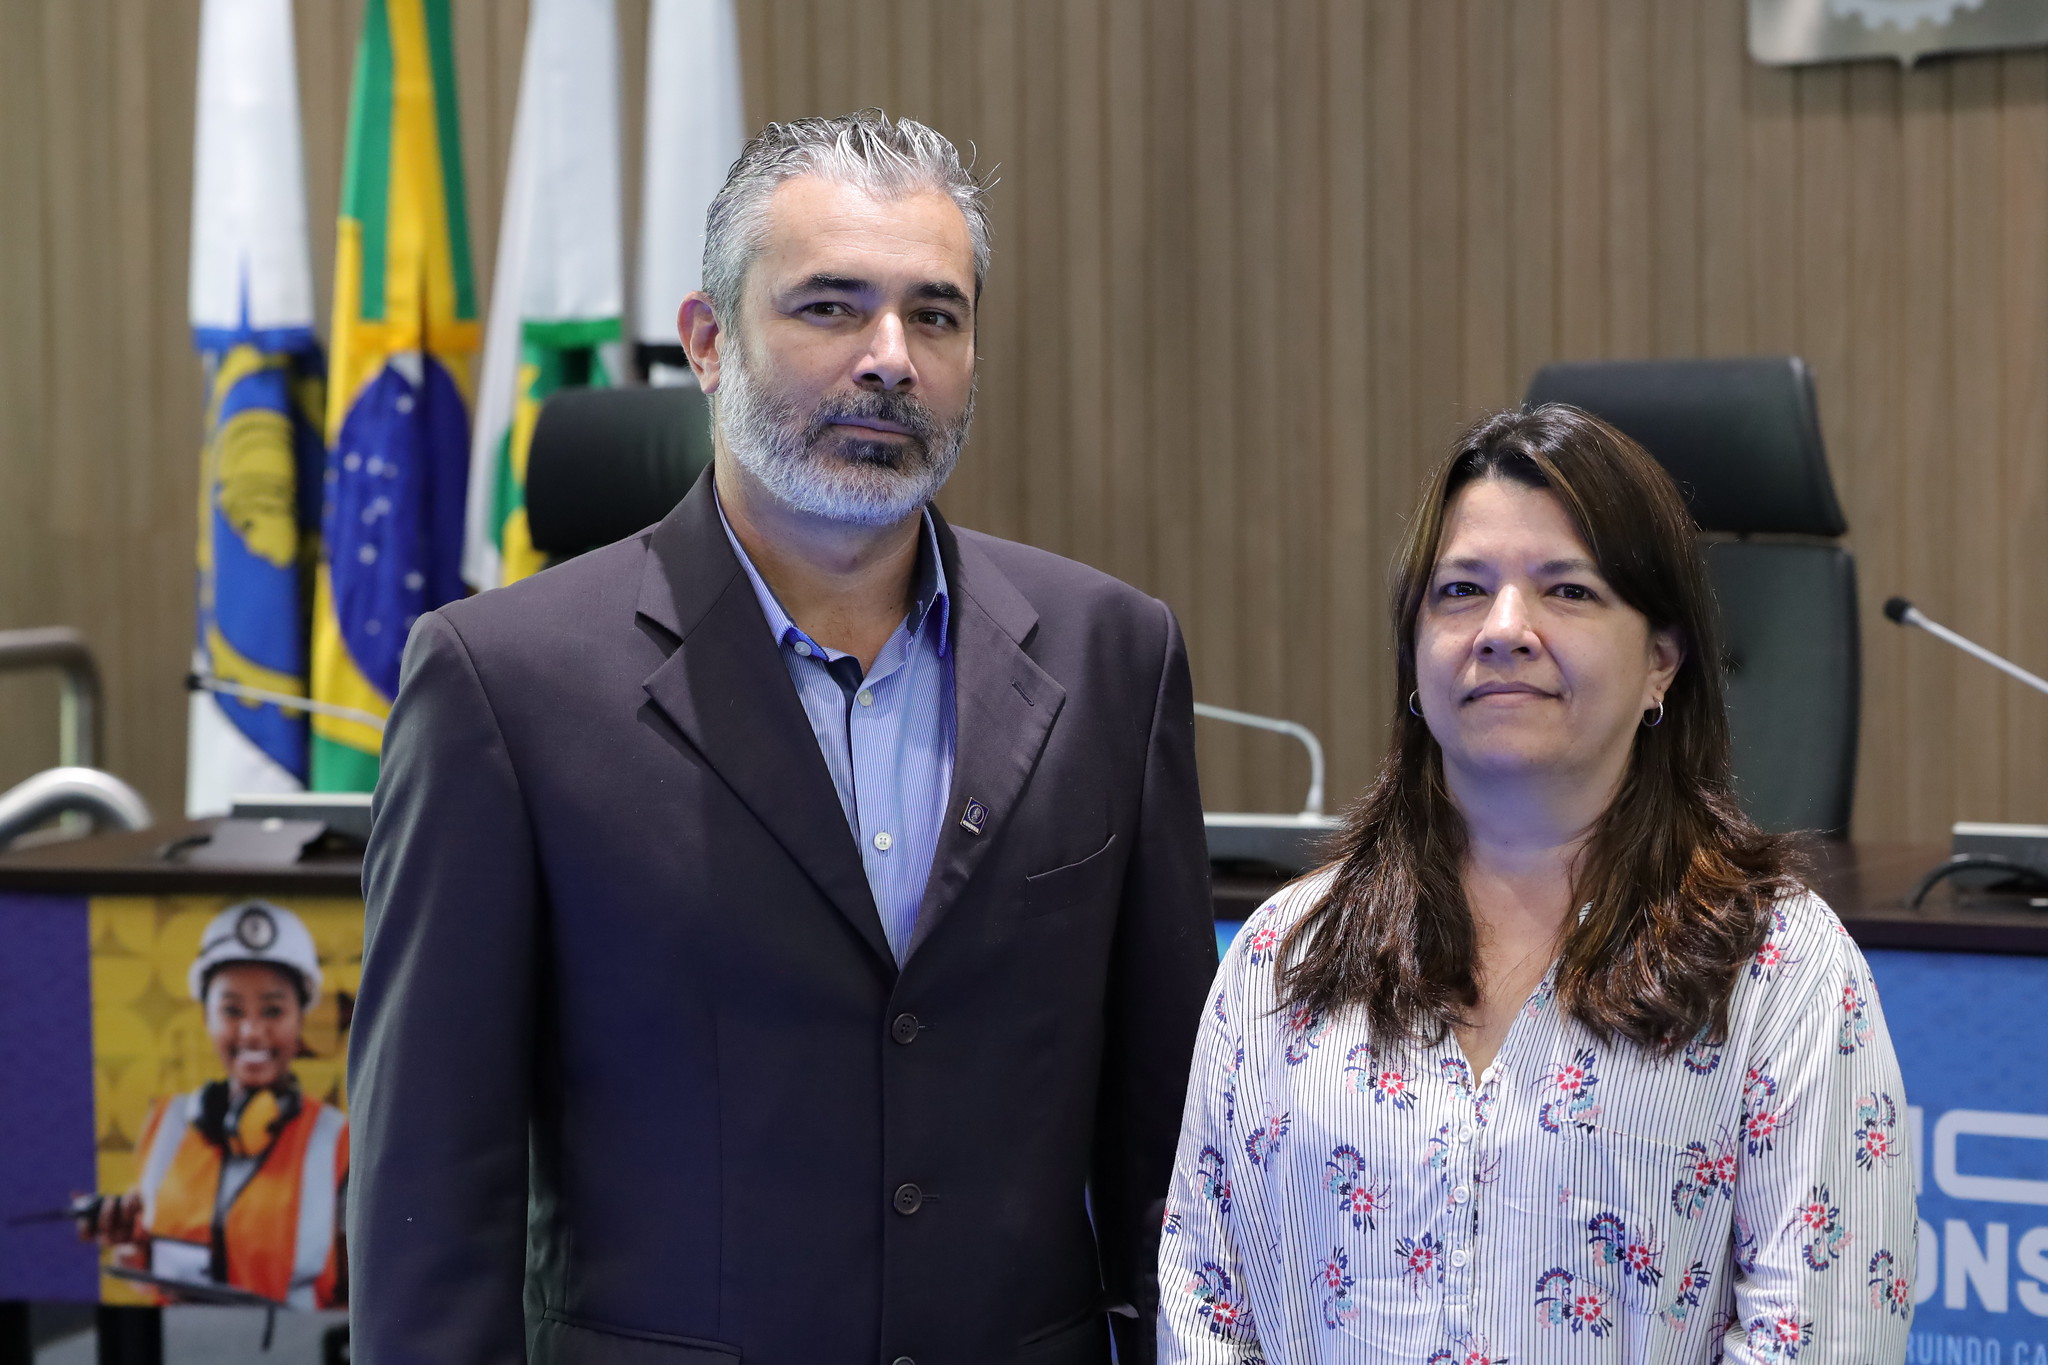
[714,341,972,527]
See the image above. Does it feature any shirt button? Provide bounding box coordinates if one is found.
[1451,1248,1470,1268]
[1450,1185,1471,1205]
[891,1013,920,1044]
[792,640,812,657]
[893,1183,923,1215]
[858,688,874,707]
[873,831,893,852]
[1457,1124,1475,1143]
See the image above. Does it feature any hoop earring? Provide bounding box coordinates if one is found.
[1408,691,1422,718]
[1643,700,1665,728]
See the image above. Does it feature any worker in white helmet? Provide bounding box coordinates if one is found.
[83,900,350,1308]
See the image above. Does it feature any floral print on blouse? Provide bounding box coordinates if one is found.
[1160,872,1916,1365]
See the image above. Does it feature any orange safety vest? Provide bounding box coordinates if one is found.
[132,1086,349,1308]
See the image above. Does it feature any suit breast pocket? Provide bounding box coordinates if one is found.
[1013,833,1120,922]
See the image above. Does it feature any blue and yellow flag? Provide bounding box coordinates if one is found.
[187,0,325,815]
[193,345,325,795]
[311,0,479,791]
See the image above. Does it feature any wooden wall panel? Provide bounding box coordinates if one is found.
[2005,59,2048,819]
[0,0,208,816]
[731,0,2048,840]
[0,0,58,788]
[0,0,2044,843]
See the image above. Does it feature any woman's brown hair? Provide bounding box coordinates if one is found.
[1279,404,1800,1053]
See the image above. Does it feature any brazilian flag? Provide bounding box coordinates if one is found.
[310,0,478,791]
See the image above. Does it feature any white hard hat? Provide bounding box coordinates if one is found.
[187,900,322,1010]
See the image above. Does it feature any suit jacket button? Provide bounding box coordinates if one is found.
[891,1012,920,1044]
[893,1183,923,1215]
[892,1358,915,1365]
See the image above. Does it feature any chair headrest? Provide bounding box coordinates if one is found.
[526,385,714,558]
[1523,356,1845,537]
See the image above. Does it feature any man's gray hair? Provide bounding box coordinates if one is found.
[701,110,992,327]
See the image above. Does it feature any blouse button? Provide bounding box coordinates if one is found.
[1451,1248,1470,1268]
[1450,1185,1471,1205]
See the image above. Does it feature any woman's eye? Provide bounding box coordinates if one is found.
[1439,581,1482,599]
[1553,583,1596,601]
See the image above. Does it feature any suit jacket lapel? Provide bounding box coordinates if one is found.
[907,518,1066,958]
[635,474,893,968]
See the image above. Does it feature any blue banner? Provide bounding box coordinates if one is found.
[1867,949,2048,1365]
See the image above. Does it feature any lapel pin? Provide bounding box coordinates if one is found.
[958,798,989,836]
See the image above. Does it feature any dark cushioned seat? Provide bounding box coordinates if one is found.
[526,384,714,563]
[1526,356,1858,837]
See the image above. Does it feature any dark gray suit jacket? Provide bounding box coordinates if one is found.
[349,474,1217,1365]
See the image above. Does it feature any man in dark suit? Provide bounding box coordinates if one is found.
[350,111,1217,1365]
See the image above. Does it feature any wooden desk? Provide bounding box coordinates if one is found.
[1217,839,2048,956]
[0,820,362,898]
[4,827,2045,1361]
[1802,839,2048,954]
[6,828,2034,955]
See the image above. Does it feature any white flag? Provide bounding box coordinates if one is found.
[186,0,322,816]
[636,0,746,384]
[463,0,626,591]
[189,0,314,342]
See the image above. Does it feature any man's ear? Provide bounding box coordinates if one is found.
[679,292,723,394]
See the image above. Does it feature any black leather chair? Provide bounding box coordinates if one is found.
[1524,357,1858,837]
[525,384,714,565]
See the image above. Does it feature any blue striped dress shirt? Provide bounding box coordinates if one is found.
[717,496,956,964]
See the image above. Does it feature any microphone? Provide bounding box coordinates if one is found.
[1884,597,2048,697]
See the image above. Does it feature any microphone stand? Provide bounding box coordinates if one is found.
[1885,596,2048,910]
[1883,597,2048,697]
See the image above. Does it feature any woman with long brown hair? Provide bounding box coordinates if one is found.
[1159,407,1914,1364]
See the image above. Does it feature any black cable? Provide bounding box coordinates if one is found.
[154,831,213,862]
[1909,854,2048,909]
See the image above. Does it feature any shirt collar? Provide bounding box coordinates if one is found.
[715,491,952,659]
[905,512,951,655]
